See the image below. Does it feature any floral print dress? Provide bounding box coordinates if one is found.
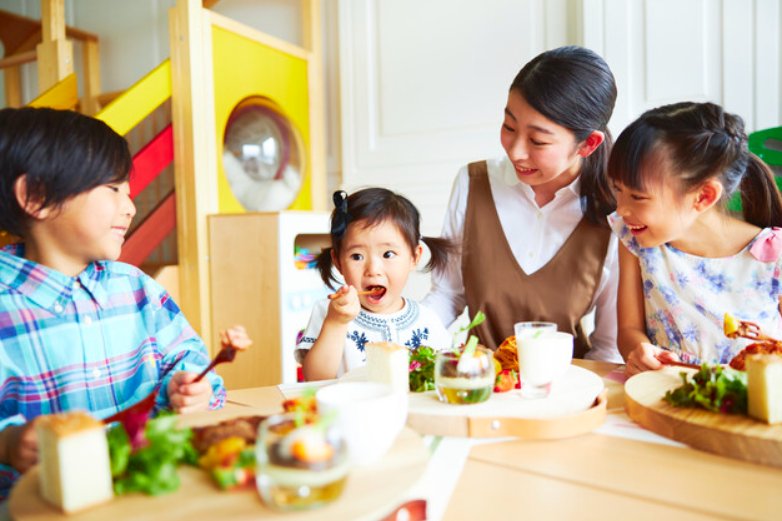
[609,214,782,364]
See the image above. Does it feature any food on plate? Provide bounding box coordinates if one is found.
[408,345,437,392]
[282,391,318,424]
[366,342,409,393]
[729,341,782,371]
[494,335,518,372]
[36,411,114,513]
[493,369,518,393]
[256,415,349,510]
[191,415,266,452]
[664,363,748,414]
[723,312,740,337]
[107,413,198,496]
[197,436,256,489]
[746,354,782,424]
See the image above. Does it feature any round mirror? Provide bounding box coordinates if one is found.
[222,97,304,211]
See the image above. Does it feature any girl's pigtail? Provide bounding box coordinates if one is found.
[420,236,457,273]
[739,154,782,228]
[316,247,339,289]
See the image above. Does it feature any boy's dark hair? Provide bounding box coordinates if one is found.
[317,188,455,289]
[607,101,782,228]
[0,107,132,237]
[511,46,617,226]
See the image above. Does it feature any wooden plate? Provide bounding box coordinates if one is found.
[625,366,782,468]
[407,365,607,438]
[8,428,428,521]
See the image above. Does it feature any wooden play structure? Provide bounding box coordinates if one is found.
[0,0,329,388]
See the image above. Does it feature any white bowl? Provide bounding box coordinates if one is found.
[316,382,407,466]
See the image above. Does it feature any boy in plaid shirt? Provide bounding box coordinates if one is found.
[0,107,249,501]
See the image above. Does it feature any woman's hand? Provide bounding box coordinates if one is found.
[624,342,679,376]
[167,371,213,414]
[326,285,360,325]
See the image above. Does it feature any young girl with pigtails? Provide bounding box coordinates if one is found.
[297,188,454,381]
[608,101,782,375]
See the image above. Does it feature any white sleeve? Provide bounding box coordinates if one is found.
[585,234,623,363]
[294,299,329,364]
[422,166,470,328]
[419,303,453,351]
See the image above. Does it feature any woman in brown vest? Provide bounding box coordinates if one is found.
[424,46,621,361]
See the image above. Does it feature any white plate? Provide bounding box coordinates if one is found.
[342,364,604,419]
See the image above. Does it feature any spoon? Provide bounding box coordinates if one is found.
[328,287,384,300]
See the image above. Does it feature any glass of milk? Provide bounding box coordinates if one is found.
[514,322,573,399]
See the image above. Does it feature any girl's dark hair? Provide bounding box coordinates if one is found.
[317,188,455,289]
[607,101,782,228]
[0,107,132,236]
[511,46,617,225]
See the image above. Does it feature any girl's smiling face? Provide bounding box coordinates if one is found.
[612,162,702,249]
[333,218,422,315]
[500,90,588,196]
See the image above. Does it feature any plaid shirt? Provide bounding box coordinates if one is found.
[0,244,225,500]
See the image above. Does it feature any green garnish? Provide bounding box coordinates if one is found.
[664,363,748,414]
[409,345,436,392]
[107,413,198,496]
[456,311,486,373]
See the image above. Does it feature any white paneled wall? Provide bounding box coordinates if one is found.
[338,0,578,231]
[584,0,781,134]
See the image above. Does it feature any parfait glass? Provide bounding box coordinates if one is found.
[434,346,494,405]
[256,413,349,511]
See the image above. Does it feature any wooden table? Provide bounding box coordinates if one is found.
[444,360,782,521]
[11,361,782,520]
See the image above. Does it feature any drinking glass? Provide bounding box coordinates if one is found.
[256,413,349,511]
[514,322,572,399]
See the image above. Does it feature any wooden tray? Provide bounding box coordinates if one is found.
[8,428,428,521]
[407,365,607,438]
[625,366,782,468]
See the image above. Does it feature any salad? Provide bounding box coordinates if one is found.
[664,363,748,415]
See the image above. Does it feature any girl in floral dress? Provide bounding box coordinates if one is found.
[608,102,782,375]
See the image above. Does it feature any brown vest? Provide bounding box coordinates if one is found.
[462,161,611,358]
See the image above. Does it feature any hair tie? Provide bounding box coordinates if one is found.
[331,190,349,237]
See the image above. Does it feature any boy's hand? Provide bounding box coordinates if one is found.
[167,371,213,414]
[0,423,38,473]
[326,285,360,325]
[624,342,676,376]
[220,325,252,351]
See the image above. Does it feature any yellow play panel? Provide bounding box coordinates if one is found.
[212,25,312,212]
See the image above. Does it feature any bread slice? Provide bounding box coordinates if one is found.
[366,342,409,393]
[747,354,782,424]
[35,411,114,512]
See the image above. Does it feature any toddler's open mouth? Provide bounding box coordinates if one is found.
[365,285,387,299]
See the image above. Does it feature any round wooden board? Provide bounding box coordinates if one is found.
[406,365,607,438]
[9,428,428,521]
[625,366,782,468]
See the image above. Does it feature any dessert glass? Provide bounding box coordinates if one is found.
[434,346,494,404]
[256,413,348,511]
